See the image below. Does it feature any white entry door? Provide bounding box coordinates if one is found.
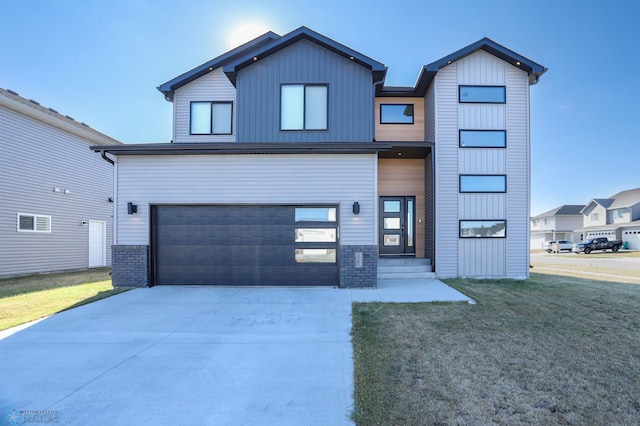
[89,221,106,267]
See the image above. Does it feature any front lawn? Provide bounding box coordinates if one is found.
[0,268,128,331]
[352,273,640,425]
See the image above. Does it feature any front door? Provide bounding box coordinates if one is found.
[379,196,416,255]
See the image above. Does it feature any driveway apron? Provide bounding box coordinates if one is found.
[0,286,355,425]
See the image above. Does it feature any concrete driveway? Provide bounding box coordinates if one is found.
[0,281,469,425]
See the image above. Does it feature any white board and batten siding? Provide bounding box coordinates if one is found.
[116,154,377,246]
[172,67,236,143]
[0,104,114,277]
[435,50,530,278]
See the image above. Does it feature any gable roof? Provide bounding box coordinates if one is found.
[157,31,280,101]
[223,26,387,86]
[0,87,122,146]
[608,188,640,209]
[581,198,614,214]
[532,205,585,219]
[377,37,547,97]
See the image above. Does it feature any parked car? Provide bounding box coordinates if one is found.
[543,240,575,253]
[573,237,623,254]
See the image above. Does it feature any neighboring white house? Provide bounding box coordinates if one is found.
[0,87,121,277]
[94,27,546,287]
[530,205,584,249]
[576,188,640,249]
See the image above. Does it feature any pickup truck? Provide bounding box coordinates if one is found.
[573,237,623,254]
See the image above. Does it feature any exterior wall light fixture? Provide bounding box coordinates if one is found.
[127,202,138,214]
[352,202,360,215]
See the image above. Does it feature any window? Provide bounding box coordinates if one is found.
[17,213,51,232]
[380,104,414,124]
[190,101,233,135]
[281,84,328,130]
[590,212,599,221]
[295,249,336,263]
[459,130,506,148]
[459,85,506,103]
[293,205,337,263]
[294,207,336,222]
[295,228,336,242]
[459,175,506,193]
[615,209,624,219]
[460,220,506,238]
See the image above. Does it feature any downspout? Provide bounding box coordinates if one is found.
[100,150,115,165]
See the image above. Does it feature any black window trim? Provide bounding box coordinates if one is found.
[189,101,234,136]
[459,129,507,148]
[459,174,507,193]
[379,103,415,125]
[458,85,506,104]
[280,83,329,132]
[459,219,507,239]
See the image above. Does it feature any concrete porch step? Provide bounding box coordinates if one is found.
[377,271,437,280]
[378,257,432,267]
[377,257,434,280]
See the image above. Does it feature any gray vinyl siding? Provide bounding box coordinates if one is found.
[173,67,236,143]
[433,64,459,277]
[235,39,374,143]
[0,105,114,277]
[115,154,377,246]
[505,65,530,278]
[435,50,530,278]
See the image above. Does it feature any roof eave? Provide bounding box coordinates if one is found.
[424,37,547,83]
[157,31,281,101]
[92,142,393,156]
[223,26,387,87]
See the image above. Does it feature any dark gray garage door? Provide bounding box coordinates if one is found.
[151,205,338,286]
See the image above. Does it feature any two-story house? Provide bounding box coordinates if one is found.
[530,205,585,249]
[576,188,640,249]
[0,87,121,277]
[94,27,546,287]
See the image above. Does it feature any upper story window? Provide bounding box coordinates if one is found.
[190,101,233,135]
[281,84,328,131]
[459,85,506,104]
[614,209,624,219]
[590,212,599,221]
[459,130,506,148]
[459,220,506,238]
[17,213,51,233]
[459,175,506,193]
[380,104,414,124]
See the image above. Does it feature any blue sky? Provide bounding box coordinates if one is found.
[1,0,638,215]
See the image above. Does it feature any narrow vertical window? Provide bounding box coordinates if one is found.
[190,102,211,134]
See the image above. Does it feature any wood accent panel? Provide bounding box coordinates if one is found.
[375,97,425,141]
[378,159,426,258]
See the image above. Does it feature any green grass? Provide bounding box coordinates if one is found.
[0,269,129,331]
[352,273,640,425]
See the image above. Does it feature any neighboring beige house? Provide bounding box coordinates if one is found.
[0,87,122,277]
[576,188,640,249]
[530,205,584,249]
